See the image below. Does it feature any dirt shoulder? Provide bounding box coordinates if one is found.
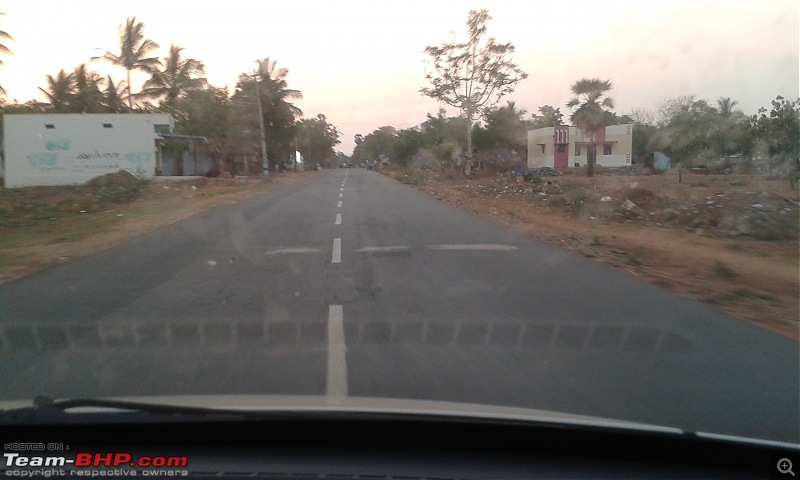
[0,171,315,284]
[385,168,799,339]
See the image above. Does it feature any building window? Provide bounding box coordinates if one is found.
[45,124,55,129]
[556,144,565,153]
[540,144,545,154]
[575,144,581,156]
[603,143,613,155]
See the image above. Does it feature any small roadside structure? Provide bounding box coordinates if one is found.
[527,123,633,170]
[3,113,174,188]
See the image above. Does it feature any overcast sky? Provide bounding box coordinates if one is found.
[2,0,798,153]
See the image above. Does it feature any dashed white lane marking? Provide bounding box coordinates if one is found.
[428,244,518,251]
[326,304,347,399]
[354,246,409,253]
[339,193,343,198]
[337,201,342,208]
[265,247,321,255]
[335,213,342,225]
[332,237,342,263]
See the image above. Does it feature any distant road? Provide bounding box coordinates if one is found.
[1,168,797,443]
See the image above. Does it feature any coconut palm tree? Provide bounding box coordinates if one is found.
[567,78,615,177]
[93,16,160,109]
[716,97,739,118]
[70,63,105,113]
[103,76,128,113]
[255,57,303,114]
[39,69,75,113]
[0,13,14,96]
[233,57,304,167]
[140,44,206,106]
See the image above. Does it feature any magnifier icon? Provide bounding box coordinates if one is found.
[778,458,795,476]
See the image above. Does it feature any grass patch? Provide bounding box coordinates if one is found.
[399,176,422,186]
[713,261,737,279]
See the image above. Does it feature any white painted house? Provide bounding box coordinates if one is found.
[3,114,174,188]
[527,123,633,170]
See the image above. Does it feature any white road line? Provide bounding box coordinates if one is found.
[354,246,409,253]
[428,244,518,251]
[335,213,342,225]
[340,187,344,191]
[337,200,342,208]
[265,247,321,255]
[339,193,343,198]
[327,305,348,399]
[332,237,342,263]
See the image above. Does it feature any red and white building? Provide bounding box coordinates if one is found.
[527,124,633,170]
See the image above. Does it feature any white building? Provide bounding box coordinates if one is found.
[527,124,633,170]
[3,113,174,188]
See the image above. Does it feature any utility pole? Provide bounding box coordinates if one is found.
[253,60,269,176]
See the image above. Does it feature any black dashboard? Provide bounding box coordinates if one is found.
[2,412,798,479]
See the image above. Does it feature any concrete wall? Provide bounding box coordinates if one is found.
[3,113,173,188]
[527,127,554,168]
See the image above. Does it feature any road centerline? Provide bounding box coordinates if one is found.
[335,213,342,225]
[326,304,347,399]
[337,201,342,208]
[332,238,342,263]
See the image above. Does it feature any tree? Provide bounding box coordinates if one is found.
[168,86,239,175]
[38,69,75,112]
[296,114,341,167]
[473,100,529,150]
[716,97,739,118]
[93,16,160,109]
[0,13,13,96]
[102,76,128,113]
[750,95,800,172]
[530,105,564,129]
[141,44,206,107]
[710,97,751,160]
[361,126,398,164]
[70,63,105,113]
[654,95,719,166]
[420,9,527,176]
[567,78,615,177]
[233,57,303,169]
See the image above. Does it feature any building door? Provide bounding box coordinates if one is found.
[554,125,569,169]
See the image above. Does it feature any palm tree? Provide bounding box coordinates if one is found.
[93,16,160,108]
[255,57,303,115]
[140,44,206,106]
[70,63,105,113]
[39,69,75,112]
[567,78,615,177]
[103,76,128,113]
[0,13,14,96]
[234,57,303,168]
[716,97,739,118]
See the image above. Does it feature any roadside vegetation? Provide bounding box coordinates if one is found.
[0,16,343,175]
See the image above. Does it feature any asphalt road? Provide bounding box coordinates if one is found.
[1,169,797,443]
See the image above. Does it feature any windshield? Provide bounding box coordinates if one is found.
[0,0,797,447]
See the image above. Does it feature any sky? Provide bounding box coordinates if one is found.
[1,0,798,154]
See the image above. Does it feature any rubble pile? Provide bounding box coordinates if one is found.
[446,174,799,240]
